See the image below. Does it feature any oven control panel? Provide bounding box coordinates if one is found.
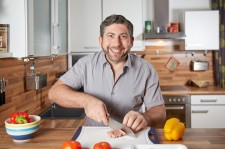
[163,95,191,104]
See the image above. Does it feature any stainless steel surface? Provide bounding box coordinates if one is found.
[68,52,93,68]
[160,85,188,92]
[191,61,209,71]
[39,104,85,119]
[143,0,185,39]
[161,85,191,128]
[25,73,47,90]
[163,95,191,128]
[108,117,136,138]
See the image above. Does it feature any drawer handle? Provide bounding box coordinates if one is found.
[166,106,184,110]
[192,110,208,113]
[200,99,217,103]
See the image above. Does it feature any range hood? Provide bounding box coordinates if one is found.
[144,0,186,40]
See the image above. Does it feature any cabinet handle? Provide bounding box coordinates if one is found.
[83,47,100,49]
[186,44,202,47]
[200,99,217,103]
[192,110,208,113]
[166,106,184,110]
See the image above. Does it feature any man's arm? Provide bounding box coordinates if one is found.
[48,80,109,125]
[123,104,166,132]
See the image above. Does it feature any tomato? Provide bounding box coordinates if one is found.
[93,142,112,149]
[62,140,82,149]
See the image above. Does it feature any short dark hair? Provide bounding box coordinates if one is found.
[100,14,133,38]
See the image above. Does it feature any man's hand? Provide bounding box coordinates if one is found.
[123,111,148,132]
[83,97,109,125]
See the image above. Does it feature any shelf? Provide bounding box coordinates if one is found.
[0,52,13,58]
[144,32,186,40]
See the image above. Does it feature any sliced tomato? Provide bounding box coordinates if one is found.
[62,140,81,149]
[93,141,112,149]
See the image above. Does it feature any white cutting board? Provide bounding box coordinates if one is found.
[75,126,153,148]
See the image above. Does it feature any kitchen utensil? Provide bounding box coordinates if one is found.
[5,115,41,142]
[190,61,209,71]
[166,57,179,72]
[108,117,136,138]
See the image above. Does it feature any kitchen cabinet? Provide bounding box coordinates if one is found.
[0,0,27,57]
[68,0,102,53]
[184,10,219,50]
[0,0,67,58]
[102,0,143,51]
[28,0,68,56]
[191,95,225,128]
[68,0,144,53]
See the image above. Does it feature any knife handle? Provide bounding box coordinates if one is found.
[2,92,5,104]
[0,93,2,106]
[148,128,160,144]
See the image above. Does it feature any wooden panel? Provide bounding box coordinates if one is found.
[0,55,67,126]
[143,46,215,86]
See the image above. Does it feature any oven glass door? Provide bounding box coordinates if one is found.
[165,104,186,126]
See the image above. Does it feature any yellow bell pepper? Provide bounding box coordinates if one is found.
[164,118,185,141]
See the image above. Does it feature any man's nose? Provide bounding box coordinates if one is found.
[113,37,122,46]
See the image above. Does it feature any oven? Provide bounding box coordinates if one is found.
[164,95,191,128]
[160,85,191,128]
[68,52,93,68]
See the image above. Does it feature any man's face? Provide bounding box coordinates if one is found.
[99,24,133,64]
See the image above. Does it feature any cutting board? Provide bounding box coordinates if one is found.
[72,126,158,148]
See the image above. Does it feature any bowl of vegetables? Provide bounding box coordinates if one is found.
[5,112,41,142]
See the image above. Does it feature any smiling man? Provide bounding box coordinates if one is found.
[48,14,166,132]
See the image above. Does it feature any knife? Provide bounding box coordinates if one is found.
[108,117,136,138]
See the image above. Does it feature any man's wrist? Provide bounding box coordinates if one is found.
[141,112,152,126]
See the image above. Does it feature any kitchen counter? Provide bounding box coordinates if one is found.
[161,85,225,95]
[0,119,225,149]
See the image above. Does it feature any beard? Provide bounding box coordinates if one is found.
[103,46,129,63]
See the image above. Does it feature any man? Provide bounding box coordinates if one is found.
[48,14,166,132]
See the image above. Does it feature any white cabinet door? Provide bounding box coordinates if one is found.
[191,95,225,128]
[0,0,27,57]
[184,10,219,50]
[191,105,225,128]
[103,0,143,51]
[68,0,102,53]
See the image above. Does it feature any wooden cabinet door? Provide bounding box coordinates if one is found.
[68,0,102,52]
[103,0,143,51]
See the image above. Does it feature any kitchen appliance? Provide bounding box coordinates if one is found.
[68,52,93,68]
[25,73,47,90]
[108,117,135,138]
[190,61,209,71]
[161,86,191,128]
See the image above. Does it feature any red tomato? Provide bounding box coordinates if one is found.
[62,140,81,149]
[93,142,112,149]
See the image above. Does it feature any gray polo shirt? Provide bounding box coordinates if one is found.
[60,51,164,126]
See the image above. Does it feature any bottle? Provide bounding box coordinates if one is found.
[145,20,152,33]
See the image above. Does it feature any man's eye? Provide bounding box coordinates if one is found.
[107,34,114,38]
[121,35,128,40]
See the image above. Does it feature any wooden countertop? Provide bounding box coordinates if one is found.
[1,119,225,149]
[162,85,225,95]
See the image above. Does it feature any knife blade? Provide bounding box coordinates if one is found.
[108,117,136,138]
